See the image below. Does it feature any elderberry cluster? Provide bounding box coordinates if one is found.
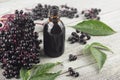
[32,3,50,20]
[68,30,91,44]
[31,3,79,20]
[0,10,41,79]
[67,67,79,77]
[81,8,101,20]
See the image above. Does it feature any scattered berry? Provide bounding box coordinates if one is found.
[67,67,80,78]
[68,67,74,72]
[76,29,80,33]
[31,4,79,20]
[81,8,101,20]
[69,54,77,61]
[68,30,91,44]
[74,72,79,77]
[69,71,75,76]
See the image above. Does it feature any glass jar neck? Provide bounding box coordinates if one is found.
[49,16,60,23]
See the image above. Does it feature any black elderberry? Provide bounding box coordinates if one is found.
[86,35,91,40]
[2,71,6,76]
[0,10,42,79]
[75,15,79,18]
[79,39,86,44]
[67,67,79,78]
[38,3,42,8]
[76,29,80,33]
[4,53,9,58]
[71,32,77,36]
[97,17,100,20]
[69,54,77,61]
[14,75,20,79]
[15,10,19,14]
[31,4,79,20]
[68,31,91,45]
[1,64,5,69]
[73,55,77,60]
[5,74,11,79]
[39,40,42,43]
[74,72,79,77]
[98,9,101,12]
[69,71,75,76]
[0,23,2,27]
[81,8,101,20]
[80,34,85,39]
[20,10,23,14]
[68,67,73,72]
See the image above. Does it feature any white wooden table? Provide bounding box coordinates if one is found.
[0,0,120,80]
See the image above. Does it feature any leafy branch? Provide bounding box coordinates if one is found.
[20,62,61,80]
[82,42,112,70]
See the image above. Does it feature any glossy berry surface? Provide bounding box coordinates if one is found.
[0,10,42,79]
[67,30,91,44]
[31,4,79,20]
[69,54,77,61]
[67,67,80,78]
[68,67,74,72]
[74,72,79,77]
[81,8,101,20]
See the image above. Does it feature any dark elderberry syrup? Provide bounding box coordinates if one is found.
[43,6,65,57]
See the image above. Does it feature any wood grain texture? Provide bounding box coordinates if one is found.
[0,0,120,80]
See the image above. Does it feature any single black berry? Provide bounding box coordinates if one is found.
[69,54,77,61]
[68,67,73,72]
[69,71,75,76]
[74,72,79,77]
[0,23,3,27]
[76,29,80,33]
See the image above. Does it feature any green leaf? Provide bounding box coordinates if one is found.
[90,47,107,70]
[29,63,61,79]
[20,68,30,80]
[20,63,61,80]
[74,20,116,36]
[82,44,91,54]
[91,42,113,53]
[33,63,58,75]
[29,71,61,80]
[82,42,112,71]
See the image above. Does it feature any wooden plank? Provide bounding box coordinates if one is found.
[57,54,120,80]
